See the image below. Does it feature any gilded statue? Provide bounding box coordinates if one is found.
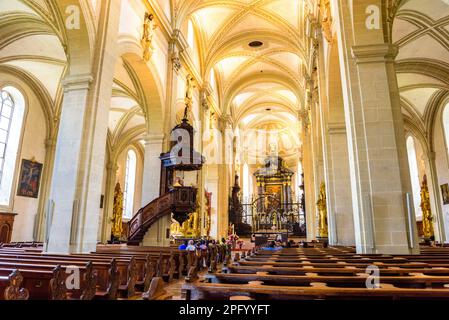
[316,182,328,238]
[170,193,201,238]
[320,0,333,42]
[141,12,157,61]
[111,182,124,240]
[420,175,434,240]
[184,74,196,117]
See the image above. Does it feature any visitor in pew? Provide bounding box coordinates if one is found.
[179,240,188,250]
[199,241,208,250]
[186,240,197,251]
[262,241,282,251]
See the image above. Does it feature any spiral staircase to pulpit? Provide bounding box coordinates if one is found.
[127,117,204,245]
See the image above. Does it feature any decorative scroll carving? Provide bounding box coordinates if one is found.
[320,0,333,43]
[50,265,67,300]
[4,270,29,300]
[106,259,119,300]
[80,261,97,300]
[125,257,138,298]
[172,52,182,72]
[143,255,155,292]
[142,277,171,300]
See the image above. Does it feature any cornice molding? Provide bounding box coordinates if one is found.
[351,44,399,64]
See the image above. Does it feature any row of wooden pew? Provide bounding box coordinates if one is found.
[182,246,449,300]
[0,243,231,300]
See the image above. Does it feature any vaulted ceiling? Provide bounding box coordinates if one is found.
[394,0,449,123]
[183,0,308,165]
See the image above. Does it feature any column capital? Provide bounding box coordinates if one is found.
[143,134,165,145]
[351,44,399,64]
[171,51,182,73]
[106,161,118,172]
[219,114,233,131]
[45,138,57,150]
[61,74,93,92]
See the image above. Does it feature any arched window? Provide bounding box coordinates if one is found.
[406,136,422,220]
[0,87,25,206]
[187,20,195,49]
[123,149,137,219]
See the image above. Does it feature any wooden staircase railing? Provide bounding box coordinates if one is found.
[127,187,197,245]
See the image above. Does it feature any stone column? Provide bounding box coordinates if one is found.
[140,134,169,247]
[46,0,121,254]
[347,44,419,254]
[33,138,56,241]
[100,161,118,243]
[426,152,447,243]
[316,34,355,246]
[141,134,165,206]
[217,115,232,239]
[300,118,317,242]
[335,0,420,253]
[163,30,183,150]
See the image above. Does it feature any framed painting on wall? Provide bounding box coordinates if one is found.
[441,183,449,205]
[17,159,43,198]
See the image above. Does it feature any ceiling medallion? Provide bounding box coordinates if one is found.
[248,40,264,48]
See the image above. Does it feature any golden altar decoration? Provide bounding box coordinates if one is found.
[420,175,434,240]
[316,182,328,238]
[111,182,124,239]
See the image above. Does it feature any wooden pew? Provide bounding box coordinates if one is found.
[209,272,449,289]
[0,266,67,300]
[182,282,449,300]
[0,258,116,300]
[0,252,141,297]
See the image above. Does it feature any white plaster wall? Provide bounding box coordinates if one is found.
[0,75,47,242]
[433,108,449,241]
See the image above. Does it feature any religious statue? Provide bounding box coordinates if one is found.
[320,0,333,42]
[420,175,435,241]
[184,74,196,118]
[111,183,124,241]
[173,176,184,187]
[205,191,212,237]
[316,182,328,238]
[141,12,157,61]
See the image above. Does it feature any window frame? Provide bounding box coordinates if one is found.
[122,148,137,220]
[0,84,28,211]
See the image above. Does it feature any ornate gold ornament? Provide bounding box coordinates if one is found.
[420,175,434,240]
[111,182,124,239]
[320,0,333,43]
[184,74,196,119]
[141,12,157,61]
[316,182,328,238]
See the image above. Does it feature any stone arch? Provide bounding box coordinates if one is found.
[121,52,165,137]
[54,0,95,75]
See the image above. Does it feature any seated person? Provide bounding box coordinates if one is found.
[262,241,282,251]
[178,240,188,250]
[186,240,197,251]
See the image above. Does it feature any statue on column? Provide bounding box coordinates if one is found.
[141,12,157,61]
[111,183,124,242]
[316,182,328,238]
[184,74,196,119]
[420,175,435,242]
